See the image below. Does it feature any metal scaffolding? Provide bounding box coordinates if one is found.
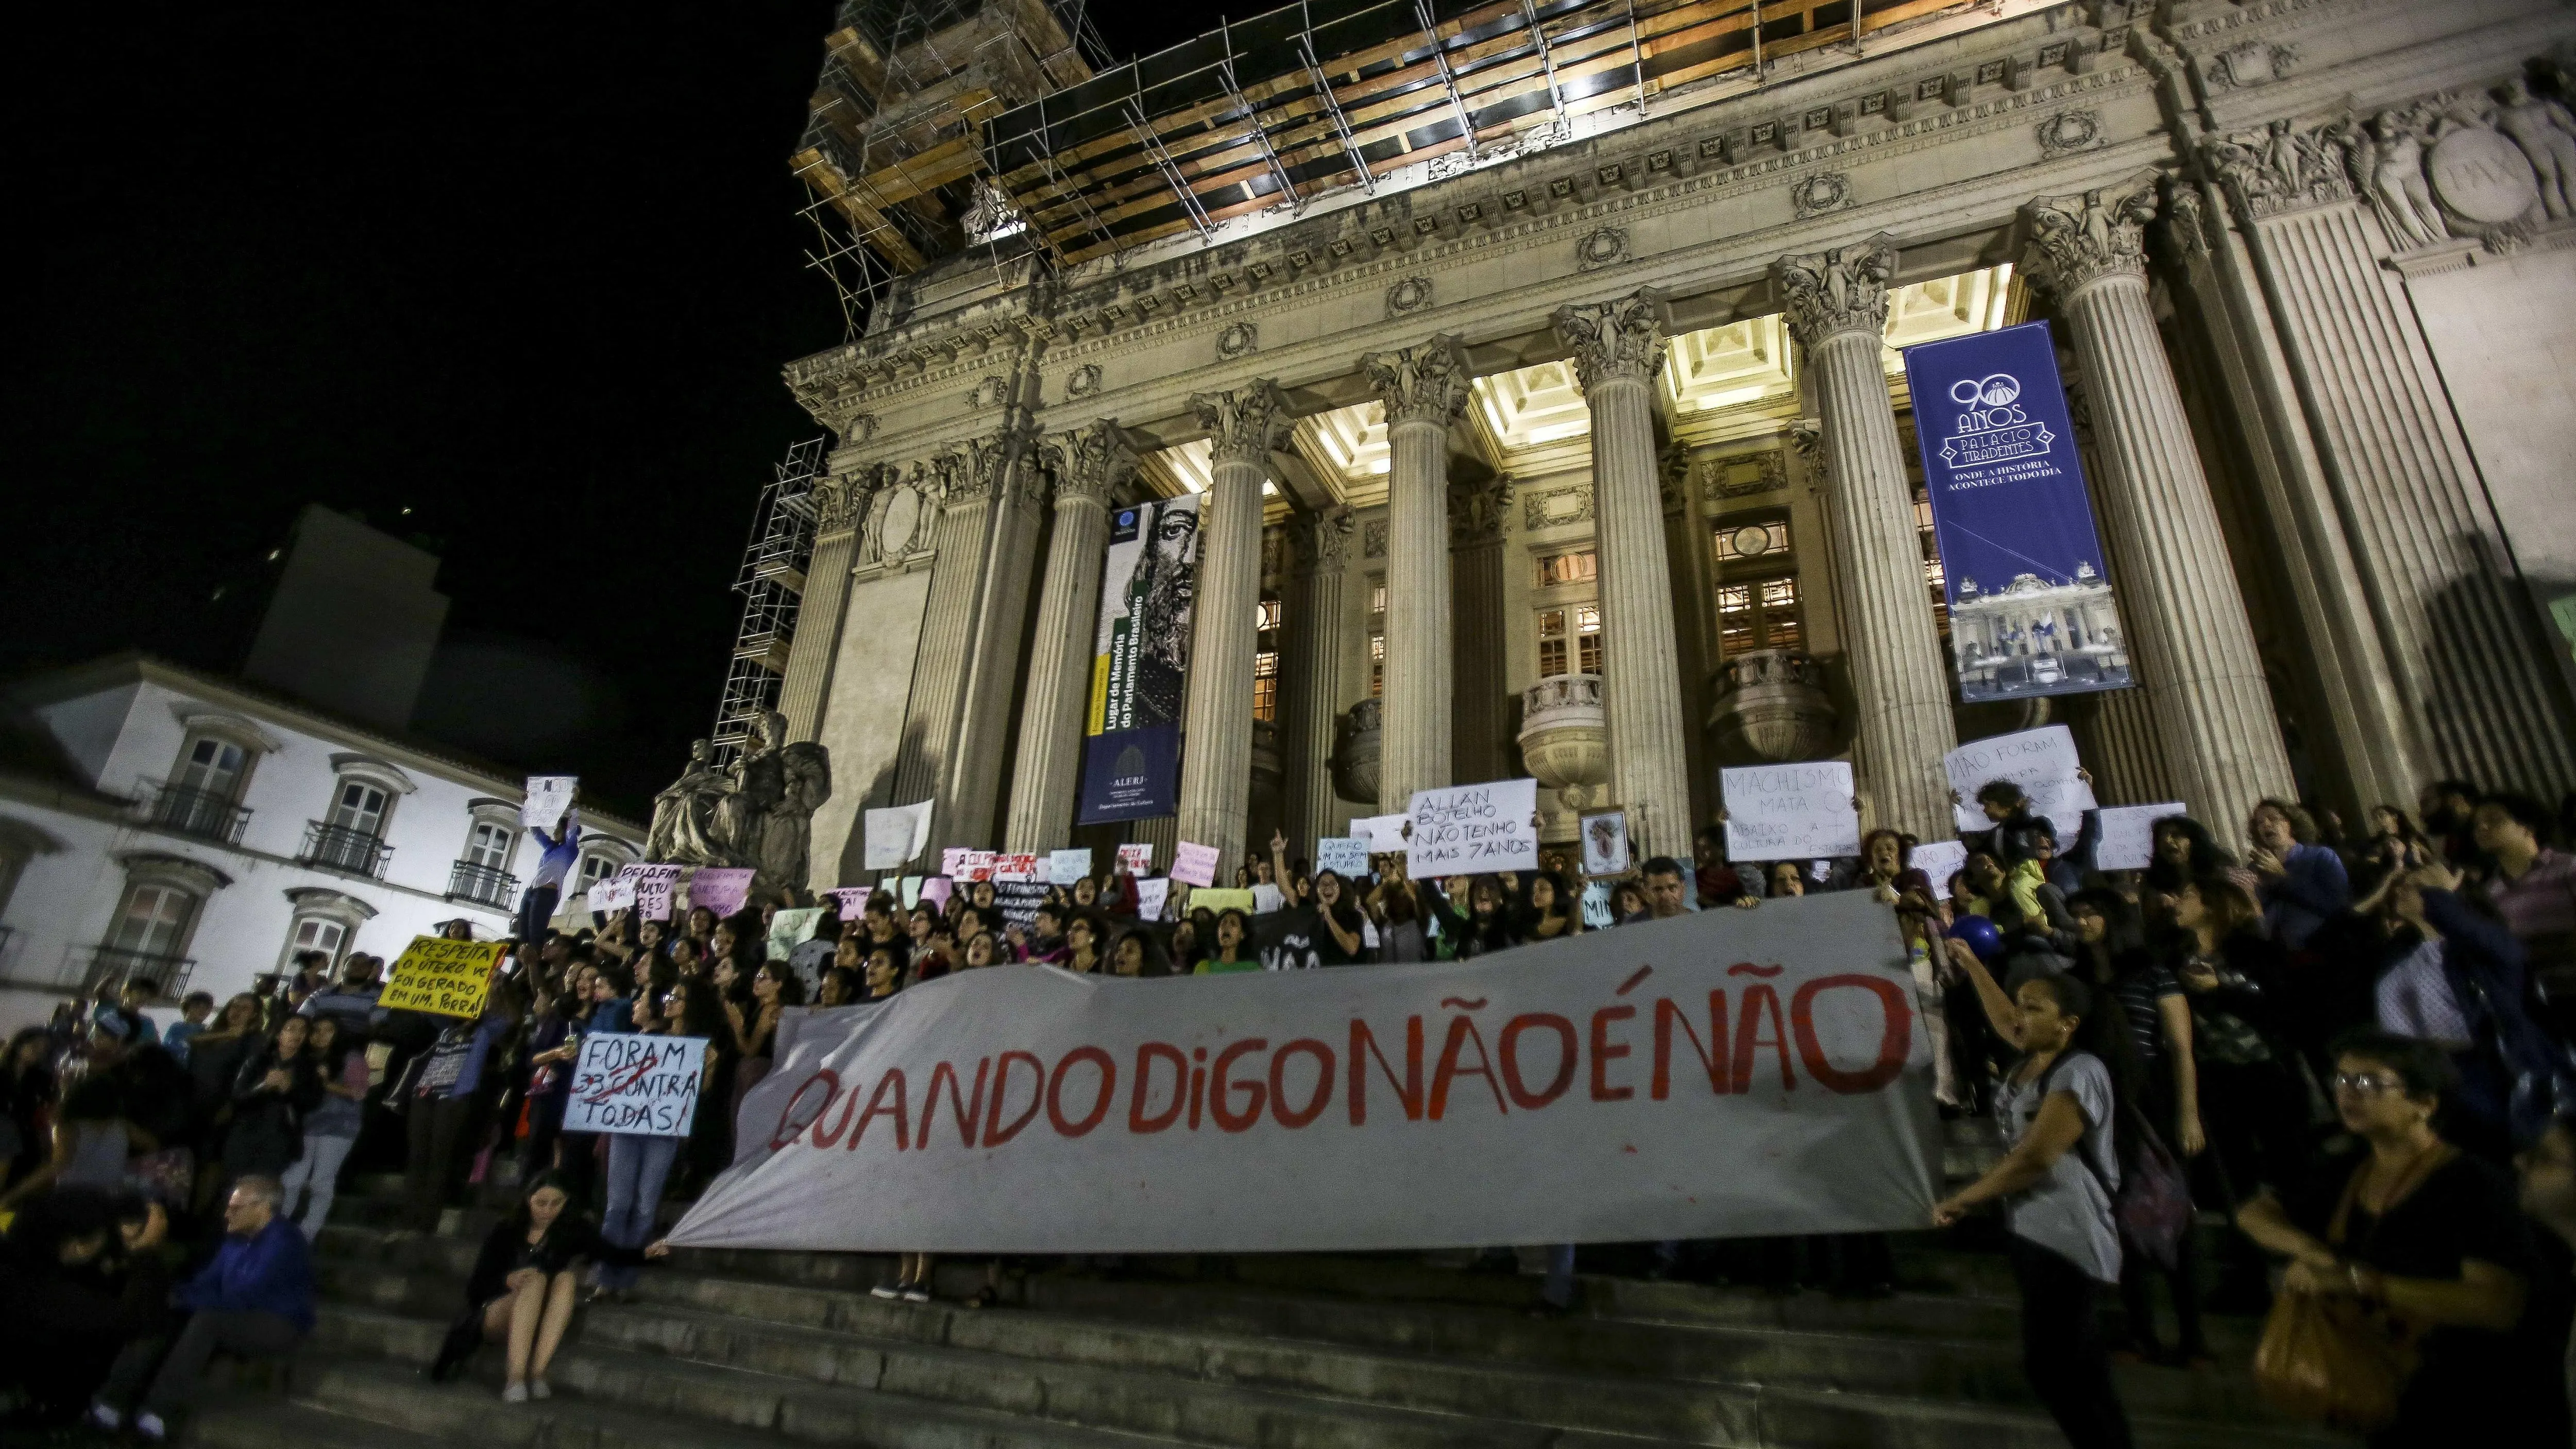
[709,436,829,765]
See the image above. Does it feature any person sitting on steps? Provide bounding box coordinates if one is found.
[431,1172,670,1403]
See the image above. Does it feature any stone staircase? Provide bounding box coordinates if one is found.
[174,1161,2334,1449]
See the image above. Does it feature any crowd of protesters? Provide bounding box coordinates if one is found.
[3,774,2572,1447]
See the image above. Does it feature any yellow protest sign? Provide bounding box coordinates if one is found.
[380,936,504,1018]
[1188,888,1257,916]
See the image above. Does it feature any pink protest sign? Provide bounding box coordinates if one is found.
[1172,841,1219,888]
[820,887,872,922]
[689,867,755,918]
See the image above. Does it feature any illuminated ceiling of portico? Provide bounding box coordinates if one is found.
[1179,264,2020,508]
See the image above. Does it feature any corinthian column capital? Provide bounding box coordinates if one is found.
[2022,169,2161,296]
[1191,380,1293,466]
[1043,419,1139,508]
[1362,335,1473,429]
[1551,289,1667,391]
[1295,506,1356,576]
[1773,235,1898,349]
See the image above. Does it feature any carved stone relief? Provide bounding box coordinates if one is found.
[1521,484,1594,531]
[2206,42,2295,90]
[1790,172,1852,218]
[1385,276,1434,315]
[2034,110,2100,159]
[1216,321,1259,360]
[1063,363,1101,401]
[1575,227,1628,270]
[1362,518,1388,558]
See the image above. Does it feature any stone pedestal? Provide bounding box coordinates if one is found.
[1004,422,1134,853]
[1366,337,1472,812]
[2022,172,2295,833]
[1552,292,1697,857]
[1518,674,1609,845]
[1175,382,1291,881]
[1332,698,1382,809]
[1773,237,1957,841]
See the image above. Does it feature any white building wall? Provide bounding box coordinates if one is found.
[0,665,642,1039]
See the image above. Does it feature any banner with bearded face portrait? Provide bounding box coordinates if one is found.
[1079,494,1200,823]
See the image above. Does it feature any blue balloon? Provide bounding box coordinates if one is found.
[1947,914,2004,963]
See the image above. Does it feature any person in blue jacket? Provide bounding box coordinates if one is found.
[90,1174,313,1441]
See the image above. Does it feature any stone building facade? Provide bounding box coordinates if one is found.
[773,0,2576,887]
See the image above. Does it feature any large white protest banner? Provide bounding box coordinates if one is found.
[565,1034,707,1137]
[673,892,1937,1254]
[521,776,578,831]
[864,801,934,871]
[1405,779,1539,876]
[1945,726,2095,840]
[1314,837,1371,879]
[2095,803,2190,872]
[1721,763,1861,862]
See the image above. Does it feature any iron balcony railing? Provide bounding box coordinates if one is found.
[300,821,392,879]
[447,859,520,910]
[71,946,196,1001]
[140,780,253,846]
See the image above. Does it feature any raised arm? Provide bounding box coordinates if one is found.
[1946,937,2025,1050]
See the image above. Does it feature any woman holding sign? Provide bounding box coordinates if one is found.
[431,1172,669,1401]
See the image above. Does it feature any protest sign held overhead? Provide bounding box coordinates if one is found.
[1354,814,1410,854]
[768,907,825,961]
[2095,803,2190,872]
[993,880,1049,931]
[820,886,871,921]
[565,1033,707,1137]
[1116,843,1154,875]
[1721,763,1861,862]
[1187,888,1255,916]
[689,867,755,919]
[1314,837,1371,879]
[1048,848,1094,885]
[1909,841,1969,900]
[676,892,1937,1255]
[1903,321,2131,703]
[587,870,636,915]
[380,936,506,1018]
[1134,877,1171,920]
[1580,810,1630,878]
[1171,841,1219,888]
[627,864,683,921]
[863,800,934,870]
[521,776,578,831]
[1944,725,2095,840]
[1405,779,1538,876]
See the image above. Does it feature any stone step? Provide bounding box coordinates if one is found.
[186,1394,453,1449]
[311,1304,1705,1449]
[286,1352,1186,1449]
[312,1235,2293,1440]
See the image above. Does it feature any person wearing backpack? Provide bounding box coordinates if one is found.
[1935,965,2137,1449]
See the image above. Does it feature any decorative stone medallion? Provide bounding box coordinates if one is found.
[1575,227,1628,270]
[1216,321,1259,360]
[877,484,924,558]
[968,375,1009,410]
[2429,126,2543,224]
[2034,110,2099,158]
[1790,172,1852,218]
[1064,363,1101,400]
[2207,42,2295,90]
[1386,275,1434,316]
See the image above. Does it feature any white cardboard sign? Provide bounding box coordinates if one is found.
[1944,726,2095,841]
[565,1033,706,1137]
[2094,803,2190,872]
[1721,762,1861,862]
[1405,779,1539,876]
[863,800,934,870]
[521,776,578,832]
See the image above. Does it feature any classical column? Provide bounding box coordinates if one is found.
[2204,123,2576,796]
[2023,172,2296,833]
[774,461,874,744]
[889,425,1040,851]
[1175,382,1291,880]
[1364,337,1472,812]
[1773,237,1957,841]
[1551,293,1696,857]
[1448,474,1512,785]
[1004,421,1137,853]
[1660,442,1720,825]
[1282,507,1355,852]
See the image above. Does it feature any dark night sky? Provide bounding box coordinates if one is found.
[5,2,1236,821]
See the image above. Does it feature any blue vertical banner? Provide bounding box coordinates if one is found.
[1901,321,2132,702]
[1077,495,1200,823]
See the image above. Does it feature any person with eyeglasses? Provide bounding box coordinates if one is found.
[2236,1029,2549,1446]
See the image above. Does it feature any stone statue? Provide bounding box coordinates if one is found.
[709,710,833,893]
[2365,110,2449,249]
[647,738,735,865]
[2495,78,2576,218]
